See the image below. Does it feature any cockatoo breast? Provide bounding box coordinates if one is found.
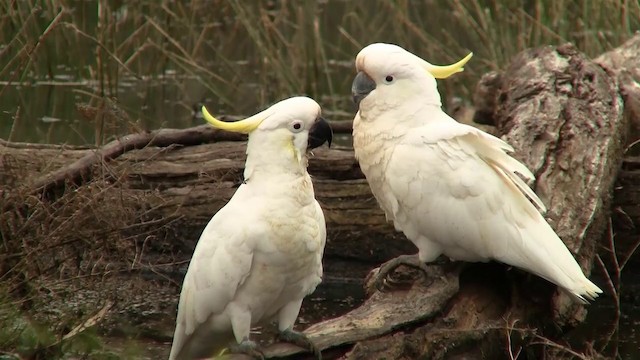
[352,112,404,221]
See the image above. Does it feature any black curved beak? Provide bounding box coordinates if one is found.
[308,116,333,149]
[352,71,376,108]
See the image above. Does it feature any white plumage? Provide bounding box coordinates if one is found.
[169,97,331,359]
[351,43,601,302]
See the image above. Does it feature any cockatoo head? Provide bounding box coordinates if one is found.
[352,43,472,109]
[201,96,332,169]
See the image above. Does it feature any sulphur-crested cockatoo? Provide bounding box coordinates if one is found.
[168,96,332,360]
[350,43,601,302]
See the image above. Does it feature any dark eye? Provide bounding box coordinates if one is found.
[289,120,304,133]
[385,75,394,83]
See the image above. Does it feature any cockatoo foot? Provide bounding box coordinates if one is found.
[277,329,322,360]
[365,254,431,295]
[229,339,265,359]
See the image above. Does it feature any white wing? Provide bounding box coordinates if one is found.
[169,187,262,359]
[312,199,327,288]
[386,121,600,301]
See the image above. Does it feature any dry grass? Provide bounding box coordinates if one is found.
[0,149,184,358]
[1,1,639,145]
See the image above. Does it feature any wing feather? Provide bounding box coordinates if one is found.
[414,121,545,212]
[468,133,546,213]
[383,121,600,300]
[387,136,520,260]
[169,196,257,359]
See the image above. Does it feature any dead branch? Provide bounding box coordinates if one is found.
[27,125,246,198]
[226,267,459,359]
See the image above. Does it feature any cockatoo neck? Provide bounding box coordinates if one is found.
[421,94,442,108]
[402,74,443,108]
[359,95,442,128]
[360,81,442,120]
[415,79,443,108]
[243,131,308,182]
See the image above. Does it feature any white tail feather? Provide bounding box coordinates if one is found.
[469,131,546,212]
[518,217,603,302]
[469,130,602,302]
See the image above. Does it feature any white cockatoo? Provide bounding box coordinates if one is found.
[168,96,332,360]
[350,43,601,302]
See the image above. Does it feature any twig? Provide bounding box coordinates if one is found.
[528,336,590,360]
[7,106,20,143]
[505,318,522,360]
[63,22,141,80]
[594,217,622,358]
[57,301,114,344]
[0,139,92,150]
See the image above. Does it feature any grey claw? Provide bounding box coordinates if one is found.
[229,338,265,360]
[278,329,322,360]
[366,254,431,295]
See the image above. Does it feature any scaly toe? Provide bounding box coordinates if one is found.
[278,329,322,360]
[229,339,265,360]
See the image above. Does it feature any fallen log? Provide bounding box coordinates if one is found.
[0,142,409,265]
[27,124,246,198]
[254,267,459,360]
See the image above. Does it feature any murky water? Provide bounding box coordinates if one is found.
[575,270,640,358]
[1,0,523,145]
[0,72,358,146]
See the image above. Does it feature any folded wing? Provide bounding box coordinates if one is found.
[386,122,601,301]
[169,211,254,359]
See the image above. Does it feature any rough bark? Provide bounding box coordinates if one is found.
[595,34,640,141]
[0,39,637,359]
[496,43,626,318]
[474,33,640,142]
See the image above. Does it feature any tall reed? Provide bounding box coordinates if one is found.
[1,0,638,144]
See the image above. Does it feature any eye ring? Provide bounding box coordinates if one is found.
[289,120,304,133]
[384,75,394,83]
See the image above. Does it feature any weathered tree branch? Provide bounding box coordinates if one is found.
[27,125,245,198]
[496,43,627,322]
